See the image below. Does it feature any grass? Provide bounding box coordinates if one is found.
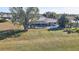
[0,29,26,40]
[0,22,79,51]
[0,29,79,51]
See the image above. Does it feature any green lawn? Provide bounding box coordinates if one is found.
[0,29,79,51]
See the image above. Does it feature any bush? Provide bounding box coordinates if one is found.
[0,18,7,23]
[75,28,79,33]
[0,30,26,40]
[64,28,79,33]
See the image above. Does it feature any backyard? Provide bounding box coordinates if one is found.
[0,22,79,50]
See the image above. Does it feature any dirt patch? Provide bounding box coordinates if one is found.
[0,22,17,30]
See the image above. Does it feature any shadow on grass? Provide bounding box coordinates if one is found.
[47,27,63,31]
[0,29,26,40]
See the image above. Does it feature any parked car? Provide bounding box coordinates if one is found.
[47,24,59,31]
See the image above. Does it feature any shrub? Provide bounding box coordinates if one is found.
[64,28,78,33]
[0,18,7,23]
[75,28,79,33]
[64,28,79,33]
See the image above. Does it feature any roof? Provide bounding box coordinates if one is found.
[66,16,75,20]
[37,16,57,23]
[0,12,12,18]
[30,16,58,24]
[66,16,79,23]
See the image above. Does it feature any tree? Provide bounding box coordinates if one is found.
[74,16,79,29]
[43,12,57,19]
[58,14,69,28]
[9,7,39,31]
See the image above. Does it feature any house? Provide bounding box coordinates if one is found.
[66,16,79,27]
[0,12,12,21]
[29,16,58,28]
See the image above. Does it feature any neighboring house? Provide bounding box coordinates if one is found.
[0,12,12,21]
[29,16,58,28]
[70,20,79,27]
[66,16,79,27]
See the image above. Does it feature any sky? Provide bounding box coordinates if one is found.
[0,7,79,14]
